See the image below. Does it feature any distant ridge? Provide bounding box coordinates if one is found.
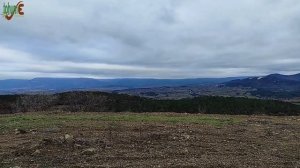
[225,73,300,99]
[0,77,244,94]
[225,73,300,91]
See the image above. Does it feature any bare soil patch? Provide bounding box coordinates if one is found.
[0,113,299,168]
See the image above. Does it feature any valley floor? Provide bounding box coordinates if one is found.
[0,112,299,168]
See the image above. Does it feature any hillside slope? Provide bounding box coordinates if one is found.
[0,92,299,115]
[226,73,300,91]
[225,73,300,99]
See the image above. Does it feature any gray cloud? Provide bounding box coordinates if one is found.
[0,0,300,79]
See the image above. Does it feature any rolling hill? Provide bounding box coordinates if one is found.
[225,73,300,99]
[225,73,300,91]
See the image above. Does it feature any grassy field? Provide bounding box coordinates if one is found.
[0,112,299,168]
[0,112,239,133]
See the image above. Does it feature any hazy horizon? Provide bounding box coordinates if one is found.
[0,72,299,80]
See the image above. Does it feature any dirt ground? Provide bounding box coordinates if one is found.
[0,113,299,168]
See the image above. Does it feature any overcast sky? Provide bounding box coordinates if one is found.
[0,0,300,79]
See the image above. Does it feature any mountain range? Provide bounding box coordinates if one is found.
[0,77,243,94]
[116,73,300,100]
[0,73,299,100]
[225,73,300,91]
[224,73,300,99]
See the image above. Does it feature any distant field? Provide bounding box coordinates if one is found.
[0,112,299,167]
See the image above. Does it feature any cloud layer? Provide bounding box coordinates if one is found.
[1,0,300,79]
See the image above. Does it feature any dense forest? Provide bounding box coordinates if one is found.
[0,91,299,115]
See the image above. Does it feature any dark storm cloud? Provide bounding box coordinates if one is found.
[0,0,300,79]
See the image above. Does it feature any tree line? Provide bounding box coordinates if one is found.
[0,91,299,115]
